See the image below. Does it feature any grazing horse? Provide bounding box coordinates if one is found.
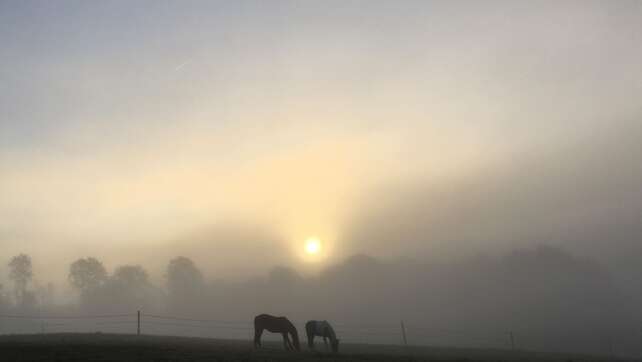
[254,314,300,351]
[305,320,340,353]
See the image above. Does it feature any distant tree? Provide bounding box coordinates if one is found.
[108,264,155,310]
[268,266,301,288]
[68,257,108,294]
[166,257,204,292]
[8,254,33,304]
[0,284,7,311]
[166,257,204,309]
[112,265,149,289]
[36,282,55,310]
[18,290,37,311]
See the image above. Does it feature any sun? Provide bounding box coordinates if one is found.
[304,237,321,255]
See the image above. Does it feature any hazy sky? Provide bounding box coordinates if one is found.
[1,1,641,280]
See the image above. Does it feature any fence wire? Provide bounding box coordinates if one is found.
[1,311,638,357]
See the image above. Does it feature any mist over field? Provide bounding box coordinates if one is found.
[1,0,641,359]
[2,126,642,356]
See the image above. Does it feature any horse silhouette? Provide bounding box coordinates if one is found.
[254,314,300,351]
[305,320,339,353]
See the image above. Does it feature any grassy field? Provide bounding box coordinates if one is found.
[0,333,619,362]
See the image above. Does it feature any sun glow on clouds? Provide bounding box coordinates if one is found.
[0,116,499,272]
[0,57,503,269]
[0,122,391,258]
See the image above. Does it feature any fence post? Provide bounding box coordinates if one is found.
[137,310,141,336]
[401,320,408,346]
[509,331,515,350]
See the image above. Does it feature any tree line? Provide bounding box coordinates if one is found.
[0,247,641,356]
[0,254,205,314]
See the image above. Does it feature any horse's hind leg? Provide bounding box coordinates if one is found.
[254,328,263,348]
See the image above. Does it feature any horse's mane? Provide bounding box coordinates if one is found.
[322,320,337,341]
[287,320,300,349]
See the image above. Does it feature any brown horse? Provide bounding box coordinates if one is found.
[254,314,300,351]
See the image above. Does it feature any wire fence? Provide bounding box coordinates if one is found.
[0,311,639,357]
[0,311,514,346]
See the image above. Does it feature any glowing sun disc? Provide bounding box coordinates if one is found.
[305,238,321,254]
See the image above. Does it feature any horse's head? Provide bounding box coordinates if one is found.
[331,338,340,353]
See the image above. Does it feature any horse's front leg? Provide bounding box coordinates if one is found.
[287,333,296,350]
[254,328,263,349]
[282,332,292,350]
